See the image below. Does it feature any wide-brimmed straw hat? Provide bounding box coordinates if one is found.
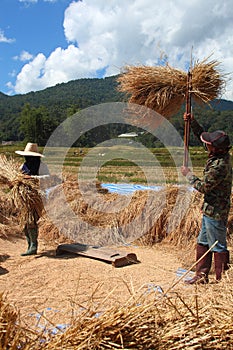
[15,143,44,157]
[200,130,231,149]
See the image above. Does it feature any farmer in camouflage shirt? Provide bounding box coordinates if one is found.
[181,115,232,284]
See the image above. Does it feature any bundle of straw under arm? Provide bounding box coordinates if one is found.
[0,155,44,225]
[117,59,225,118]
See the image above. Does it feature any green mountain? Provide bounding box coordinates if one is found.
[0,76,123,117]
[0,76,125,142]
[0,75,233,146]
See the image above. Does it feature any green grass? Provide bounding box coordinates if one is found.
[97,175,119,183]
[129,177,147,183]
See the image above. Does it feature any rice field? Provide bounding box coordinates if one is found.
[0,144,206,184]
[54,145,205,185]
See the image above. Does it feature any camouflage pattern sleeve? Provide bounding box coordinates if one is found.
[186,154,232,220]
[190,119,204,141]
[187,158,227,194]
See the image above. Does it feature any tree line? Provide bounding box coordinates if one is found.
[0,75,233,147]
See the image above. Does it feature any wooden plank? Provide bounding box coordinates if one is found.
[56,243,140,267]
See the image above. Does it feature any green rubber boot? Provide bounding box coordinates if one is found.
[21,231,31,256]
[21,228,38,256]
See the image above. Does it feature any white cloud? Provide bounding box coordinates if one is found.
[0,29,15,43]
[13,50,34,62]
[13,0,233,100]
[14,53,47,92]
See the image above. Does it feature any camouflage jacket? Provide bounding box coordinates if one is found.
[186,119,232,221]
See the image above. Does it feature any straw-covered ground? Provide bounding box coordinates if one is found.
[1,167,233,349]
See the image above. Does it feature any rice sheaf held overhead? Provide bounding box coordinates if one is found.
[117,58,226,118]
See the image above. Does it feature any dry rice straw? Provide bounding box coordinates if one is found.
[0,155,45,225]
[117,58,226,118]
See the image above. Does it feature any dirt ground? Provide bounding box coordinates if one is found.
[0,233,192,331]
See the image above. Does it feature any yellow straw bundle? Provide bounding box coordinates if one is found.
[0,155,44,225]
[117,58,225,118]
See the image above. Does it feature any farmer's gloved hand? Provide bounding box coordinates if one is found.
[181,166,192,177]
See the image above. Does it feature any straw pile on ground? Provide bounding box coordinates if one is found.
[36,274,233,349]
[117,58,225,118]
[0,155,44,227]
[0,292,29,350]
[40,177,204,247]
[1,163,232,249]
[1,271,233,349]
[40,174,233,249]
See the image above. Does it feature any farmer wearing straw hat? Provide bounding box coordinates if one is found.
[15,143,49,256]
[181,116,232,283]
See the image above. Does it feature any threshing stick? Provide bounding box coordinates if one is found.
[183,70,192,167]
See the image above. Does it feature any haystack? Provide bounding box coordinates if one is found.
[40,174,233,251]
[117,57,225,118]
[40,175,203,248]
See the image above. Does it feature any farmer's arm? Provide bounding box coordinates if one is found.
[20,163,30,175]
[190,118,204,141]
[181,161,226,194]
[183,111,204,142]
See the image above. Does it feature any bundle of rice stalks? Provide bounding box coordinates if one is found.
[0,155,45,226]
[117,57,225,118]
[0,192,12,224]
[0,183,22,239]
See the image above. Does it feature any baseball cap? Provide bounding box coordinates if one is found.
[200,130,231,149]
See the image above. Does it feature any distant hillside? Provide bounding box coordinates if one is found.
[0,76,125,141]
[210,98,233,111]
[0,76,124,116]
[0,75,233,144]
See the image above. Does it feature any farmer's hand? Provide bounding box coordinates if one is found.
[183,112,194,121]
[181,166,191,176]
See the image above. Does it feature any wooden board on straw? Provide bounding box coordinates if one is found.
[56,243,140,267]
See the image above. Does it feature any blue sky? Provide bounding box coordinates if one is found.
[1,0,233,101]
[0,0,70,93]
